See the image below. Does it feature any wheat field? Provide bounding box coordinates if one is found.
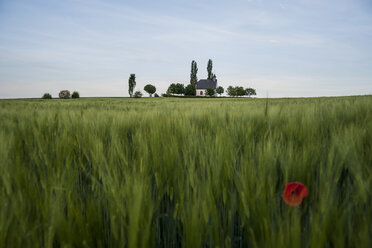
[0,96,371,247]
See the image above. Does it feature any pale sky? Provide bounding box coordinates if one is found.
[1,0,372,98]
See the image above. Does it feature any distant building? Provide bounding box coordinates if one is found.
[196,77,217,96]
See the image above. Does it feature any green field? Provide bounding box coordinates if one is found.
[0,96,371,247]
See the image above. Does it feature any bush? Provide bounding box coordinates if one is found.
[154,93,159,97]
[59,90,71,99]
[72,91,80,99]
[42,93,52,99]
[134,91,143,98]
[161,93,180,97]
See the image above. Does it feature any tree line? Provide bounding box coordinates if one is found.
[127,59,256,97]
[227,86,256,97]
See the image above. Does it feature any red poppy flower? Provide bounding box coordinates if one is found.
[282,182,308,206]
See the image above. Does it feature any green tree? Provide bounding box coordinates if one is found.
[134,90,142,98]
[190,60,198,87]
[216,86,224,96]
[206,88,215,96]
[128,74,136,97]
[175,83,185,95]
[207,59,213,79]
[42,93,52,99]
[236,86,245,97]
[167,83,185,95]
[184,84,196,96]
[167,83,176,94]
[227,86,236,97]
[71,91,80,98]
[144,84,156,97]
[245,88,257,97]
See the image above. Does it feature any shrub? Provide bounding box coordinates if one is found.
[134,91,143,98]
[42,93,52,99]
[59,90,71,99]
[161,93,180,97]
[154,93,159,97]
[72,91,80,99]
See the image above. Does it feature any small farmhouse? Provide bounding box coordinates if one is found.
[196,78,217,96]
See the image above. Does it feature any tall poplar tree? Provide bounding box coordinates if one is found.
[190,60,198,87]
[207,59,213,79]
[128,74,136,97]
